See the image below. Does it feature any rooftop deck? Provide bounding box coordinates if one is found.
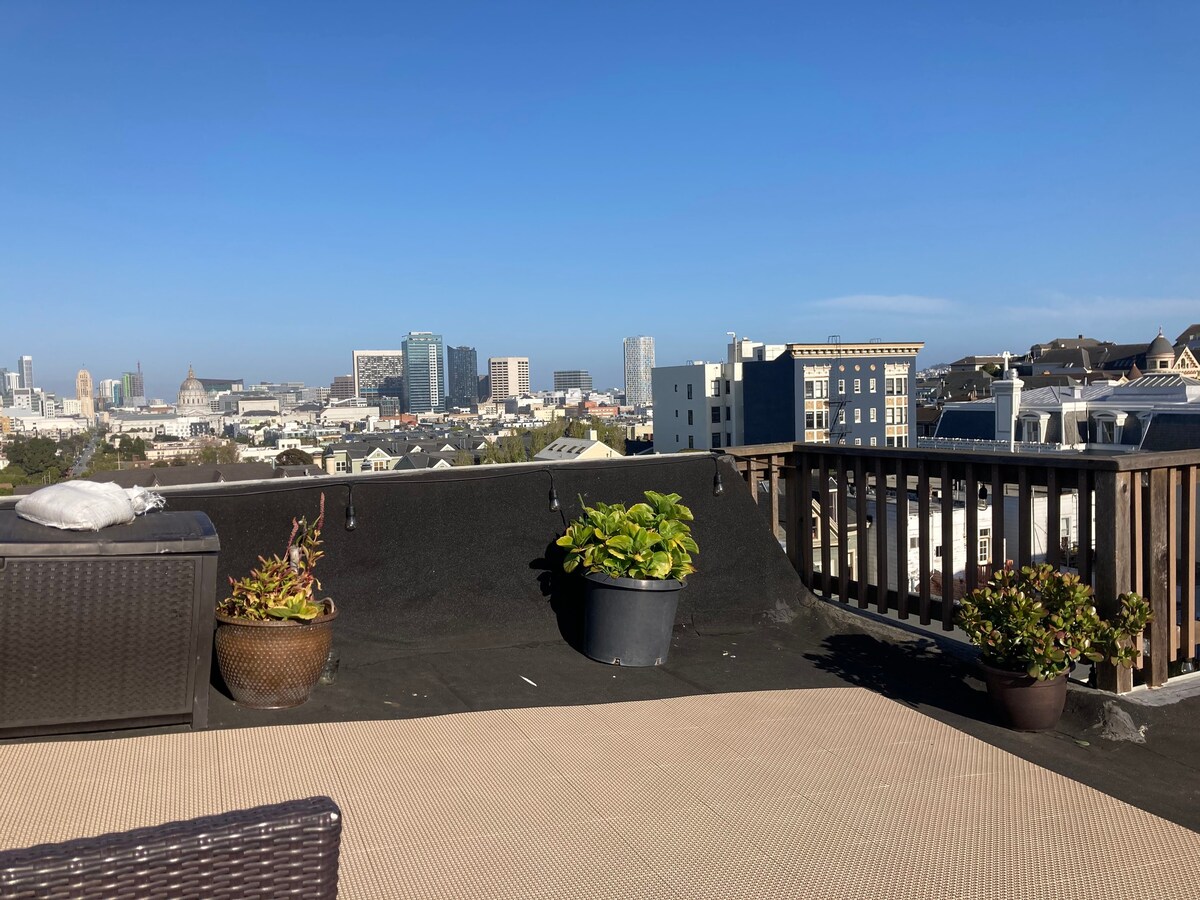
[3,452,1200,897]
[6,685,1200,898]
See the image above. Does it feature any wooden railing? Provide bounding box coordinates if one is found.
[727,443,1200,693]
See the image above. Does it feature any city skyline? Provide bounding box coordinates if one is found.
[12,316,1200,402]
[2,4,1196,396]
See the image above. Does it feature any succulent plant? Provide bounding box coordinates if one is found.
[217,493,334,622]
[557,490,699,582]
[956,563,1151,680]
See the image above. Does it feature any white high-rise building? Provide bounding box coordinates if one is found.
[623,336,655,407]
[97,378,121,407]
[651,336,787,453]
[488,357,530,401]
[352,350,405,400]
[18,355,33,390]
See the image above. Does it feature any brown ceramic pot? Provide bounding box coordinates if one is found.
[981,662,1068,731]
[214,609,337,709]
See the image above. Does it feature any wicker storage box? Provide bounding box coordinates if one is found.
[0,509,220,737]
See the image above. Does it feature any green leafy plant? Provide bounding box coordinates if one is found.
[956,564,1152,680]
[556,490,699,581]
[217,493,334,622]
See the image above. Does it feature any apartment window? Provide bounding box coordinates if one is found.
[687,410,693,425]
[979,538,990,561]
[869,378,877,393]
[687,384,693,400]
[854,438,862,446]
[688,435,694,449]
[853,379,861,394]
[838,379,846,394]
[675,410,678,418]
[711,406,721,424]
[711,432,721,449]
[725,405,731,421]
[725,380,731,393]
[805,411,816,429]
[870,437,877,446]
[838,409,846,424]
[805,381,814,398]
[334,460,348,472]
[886,436,896,447]
[885,407,894,424]
[711,379,721,396]
[854,409,861,424]
[869,408,877,423]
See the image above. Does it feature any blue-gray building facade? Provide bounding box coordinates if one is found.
[402,332,446,414]
[742,342,923,448]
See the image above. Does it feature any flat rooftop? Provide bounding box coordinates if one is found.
[4,454,1200,897]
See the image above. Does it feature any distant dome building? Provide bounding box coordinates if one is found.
[176,366,211,414]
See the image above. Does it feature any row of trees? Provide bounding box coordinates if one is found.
[1,436,69,490]
[478,417,626,465]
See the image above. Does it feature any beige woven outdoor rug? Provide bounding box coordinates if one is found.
[2,687,1198,899]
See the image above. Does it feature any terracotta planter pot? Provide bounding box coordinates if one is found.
[215,610,337,709]
[981,662,1068,732]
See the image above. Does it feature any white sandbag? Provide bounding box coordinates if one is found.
[15,481,137,531]
[126,485,167,515]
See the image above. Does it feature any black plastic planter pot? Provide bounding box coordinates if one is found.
[582,572,683,667]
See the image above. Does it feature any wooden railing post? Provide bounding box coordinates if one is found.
[783,452,800,574]
[1094,470,1133,693]
[768,456,781,541]
[1148,468,1172,687]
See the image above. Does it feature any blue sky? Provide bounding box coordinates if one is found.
[2,1,1197,398]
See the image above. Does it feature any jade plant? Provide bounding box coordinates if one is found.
[556,490,699,581]
[955,563,1152,680]
[217,493,335,622]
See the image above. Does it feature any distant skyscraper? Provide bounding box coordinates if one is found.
[75,368,94,421]
[403,332,446,413]
[121,364,145,404]
[554,370,593,392]
[488,357,530,401]
[352,350,404,399]
[329,375,356,401]
[447,346,478,408]
[18,355,33,390]
[623,336,655,406]
[97,378,121,408]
